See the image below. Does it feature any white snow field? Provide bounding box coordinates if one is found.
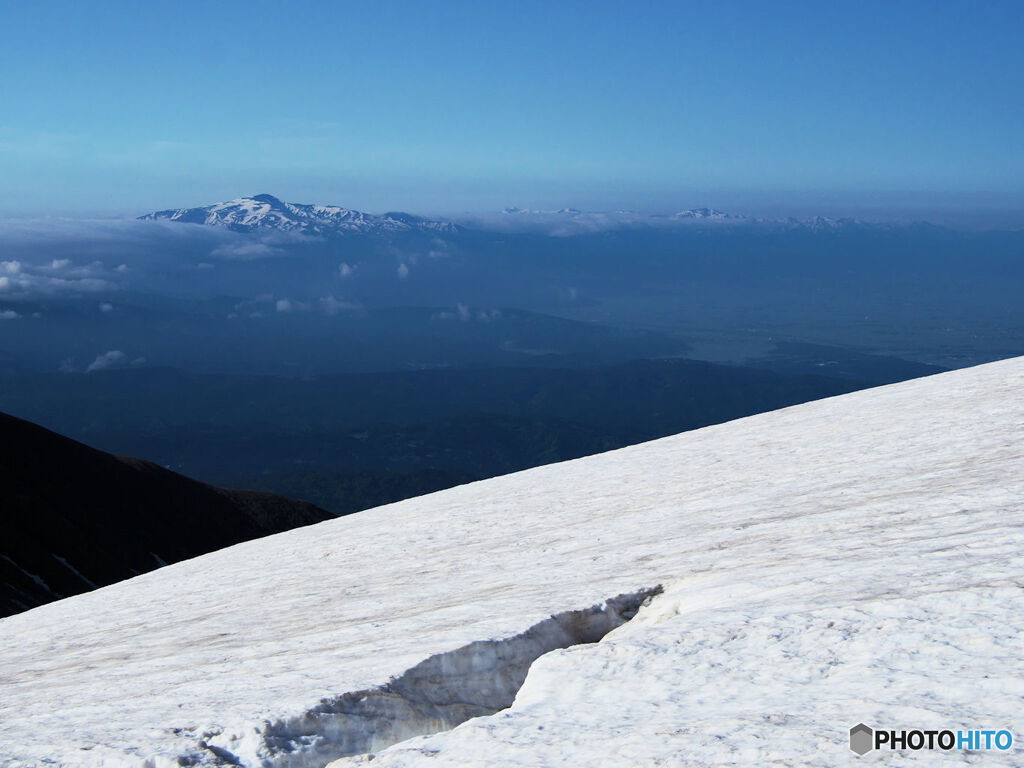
[1,357,1022,767]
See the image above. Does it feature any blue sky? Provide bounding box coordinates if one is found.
[1,0,1021,219]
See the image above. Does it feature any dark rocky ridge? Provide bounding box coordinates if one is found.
[0,411,331,618]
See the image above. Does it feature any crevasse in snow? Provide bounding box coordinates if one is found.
[199,589,659,766]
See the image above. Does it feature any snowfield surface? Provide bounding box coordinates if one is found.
[1,358,1022,767]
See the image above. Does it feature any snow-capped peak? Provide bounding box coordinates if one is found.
[671,207,736,220]
[139,195,459,236]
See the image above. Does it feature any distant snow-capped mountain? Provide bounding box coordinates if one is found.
[789,214,864,231]
[139,194,460,235]
[670,207,737,221]
[502,206,741,221]
[140,195,899,237]
[501,206,584,216]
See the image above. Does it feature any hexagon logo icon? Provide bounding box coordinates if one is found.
[850,723,874,755]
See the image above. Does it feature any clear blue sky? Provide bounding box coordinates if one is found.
[1,0,1021,219]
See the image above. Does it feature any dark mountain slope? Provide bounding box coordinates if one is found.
[0,412,330,618]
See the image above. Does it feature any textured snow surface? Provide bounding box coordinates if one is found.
[1,357,1022,767]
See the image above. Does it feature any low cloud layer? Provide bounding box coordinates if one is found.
[0,258,116,301]
[210,242,285,260]
[458,209,651,236]
[208,228,321,260]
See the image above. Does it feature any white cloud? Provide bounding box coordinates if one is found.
[115,263,128,272]
[460,209,649,236]
[435,305,502,324]
[338,262,355,277]
[427,238,451,260]
[397,263,410,279]
[0,260,115,300]
[0,309,20,320]
[99,302,114,313]
[196,262,215,270]
[210,242,285,260]
[320,295,359,315]
[275,299,292,313]
[86,350,127,373]
[51,259,71,269]
[0,271,114,298]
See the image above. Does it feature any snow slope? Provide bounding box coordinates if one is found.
[1,357,1021,767]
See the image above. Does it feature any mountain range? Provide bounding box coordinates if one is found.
[139,195,878,235]
[139,193,460,235]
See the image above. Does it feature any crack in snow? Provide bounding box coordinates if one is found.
[203,587,662,767]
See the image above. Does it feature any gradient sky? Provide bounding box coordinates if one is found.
[1,0,1021,219]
